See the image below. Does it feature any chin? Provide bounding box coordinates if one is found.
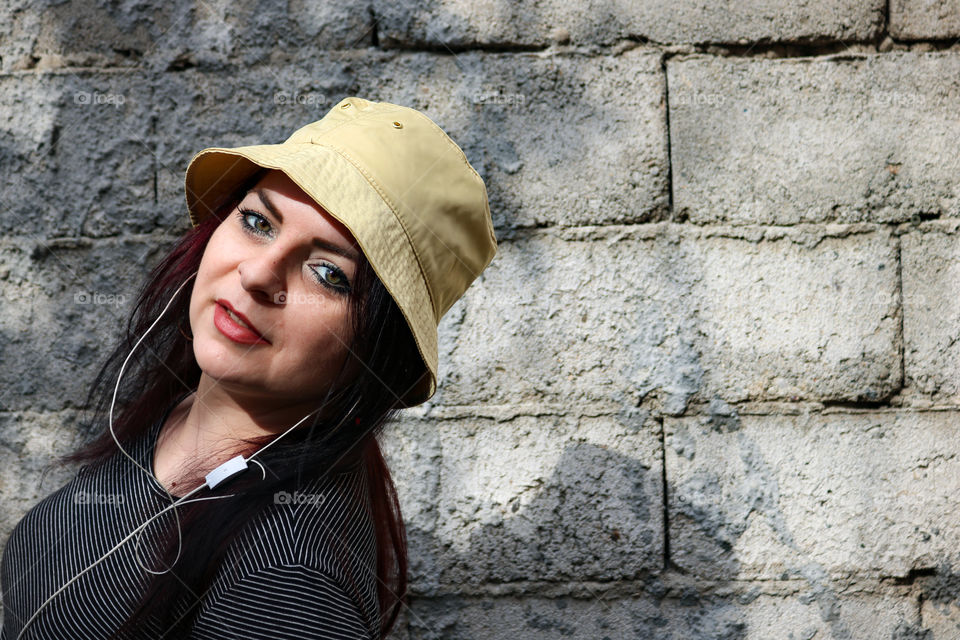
[192,334,251,379]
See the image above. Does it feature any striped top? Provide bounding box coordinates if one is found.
[0,410,381,640]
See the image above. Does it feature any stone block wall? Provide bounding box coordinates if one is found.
[1,1,959,638]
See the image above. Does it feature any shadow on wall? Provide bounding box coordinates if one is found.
[401,439,748,639]
[394,406,953,638]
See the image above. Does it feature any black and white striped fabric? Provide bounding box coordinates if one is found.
[0,411,380,640]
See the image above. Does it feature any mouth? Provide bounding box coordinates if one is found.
[214,299,270,345]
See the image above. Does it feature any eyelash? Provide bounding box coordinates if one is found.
[234,208,352,295]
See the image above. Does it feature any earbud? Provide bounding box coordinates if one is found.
[205,455,249,489]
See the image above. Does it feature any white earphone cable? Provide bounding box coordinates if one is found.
[17,271,355,638]
[16,488,231,639]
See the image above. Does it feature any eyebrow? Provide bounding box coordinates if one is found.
[254,188,361,262]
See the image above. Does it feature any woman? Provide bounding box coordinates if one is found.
[0,96,497,639]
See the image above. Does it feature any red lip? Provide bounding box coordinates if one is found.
[214,299,270,345]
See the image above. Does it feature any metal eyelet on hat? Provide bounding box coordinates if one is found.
[392,121,403,129]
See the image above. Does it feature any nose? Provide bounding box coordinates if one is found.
[237,248,287,305]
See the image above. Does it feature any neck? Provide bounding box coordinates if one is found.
[165,376,324,462]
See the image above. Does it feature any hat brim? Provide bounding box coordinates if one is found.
[184,143,437,408]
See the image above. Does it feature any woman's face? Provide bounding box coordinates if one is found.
[189,170,362,405]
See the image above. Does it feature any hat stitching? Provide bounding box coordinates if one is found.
[316,142,441,322]
[397,111,499,264]
[264,145,440,386]
[266,153,439,402]
[282,106,497,291]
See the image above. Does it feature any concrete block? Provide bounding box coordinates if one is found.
[421,411,663,585]
[666,410,960,581]
[405,594,657,640]
[435,225,699,412]
[920,567,960,640]
[0,72,155,237]
[374,0,883,47]
[0,236,174,412]
[669,52,960,225]
[902,222,960,401]
[0,0,164,72]
[155,49,669,230]
[0,411,82,545]
[366,49,670,228]
[0,2,42,73]
[439,225,899,411]
[0,0,372,73]
[686,226,900,404]
[723,591,919,639]
[890,0,960,40]
[404,588,917,639]
[378,415,444,591]
[406,594,664,640]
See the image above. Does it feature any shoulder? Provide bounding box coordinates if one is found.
[202,466,380,636]
[190,562,378,640]
[244,465,376,569]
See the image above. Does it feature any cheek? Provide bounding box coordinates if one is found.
[190,259,213,310]
[189,234,230,326]
[295,307,355,361]
[200,225,234,271]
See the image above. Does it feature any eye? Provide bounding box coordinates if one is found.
[311,262,351,295]
[236,209,273,236]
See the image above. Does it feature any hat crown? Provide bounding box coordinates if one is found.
[286,97,496,321]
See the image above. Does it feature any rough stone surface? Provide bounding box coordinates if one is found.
[437,224,695,410]
[371,49,670,228]
[439,225,899,411]
[919,567,960,640]
[374,0,883,47]
[155,49,669,230]
[0,72,155,237]
[902,221,960,402]
[890,0,960,40]
[0,411,82,542]
[400,588,918,639]
[1,50,666,239]
[666,410,960,581]
[0,0,373,73]
[0,236,175,412]
[669,52,960,225]
[1,2,959,635]
[378,415,444,591]
[384,410,662,590]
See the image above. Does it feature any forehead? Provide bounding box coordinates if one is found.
[249,170,356,246]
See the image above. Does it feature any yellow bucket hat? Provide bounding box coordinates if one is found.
[183,96,498,407]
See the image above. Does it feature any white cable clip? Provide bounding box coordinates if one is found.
[205,455,249,489]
